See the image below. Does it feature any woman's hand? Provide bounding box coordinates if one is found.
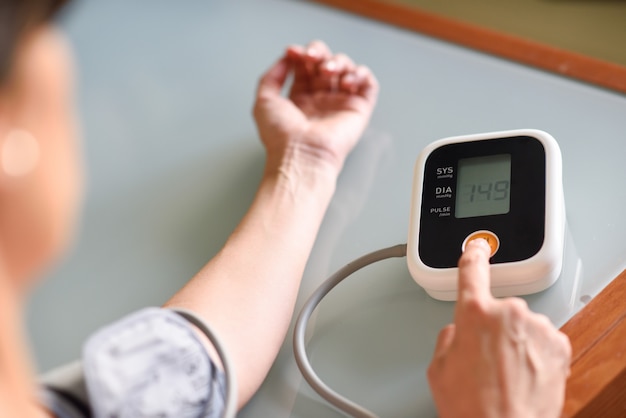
[253,40,378,175]
[428,239,572,418]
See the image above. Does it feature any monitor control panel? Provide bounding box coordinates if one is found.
[407,129,565,301]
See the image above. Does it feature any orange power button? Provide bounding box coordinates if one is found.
[462,230,500,257]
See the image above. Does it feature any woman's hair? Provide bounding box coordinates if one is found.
[0,0,70,85]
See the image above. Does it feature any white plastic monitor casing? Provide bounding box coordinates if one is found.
[407,129,565,301]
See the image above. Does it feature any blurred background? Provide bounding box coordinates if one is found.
[387,0,626,66]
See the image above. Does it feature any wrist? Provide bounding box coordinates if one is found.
[264,143,342,191]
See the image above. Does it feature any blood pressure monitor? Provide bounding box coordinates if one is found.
[407,129,565,301]
[294,129,569,416]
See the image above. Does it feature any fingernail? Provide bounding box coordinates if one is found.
[306,48,319,58]
[467,238,490,253]
[323,60,337,71]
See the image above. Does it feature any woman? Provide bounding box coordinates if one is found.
[0,0,379,416]
[0,1,570,417]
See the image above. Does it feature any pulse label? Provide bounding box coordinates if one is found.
[430,206,451,217]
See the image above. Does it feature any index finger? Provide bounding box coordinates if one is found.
[455,239,493,314]
[286,41,333,97]
[256,54,291,100]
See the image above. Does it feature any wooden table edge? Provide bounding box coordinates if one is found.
[560,269,626,417]
[309,0,626,95]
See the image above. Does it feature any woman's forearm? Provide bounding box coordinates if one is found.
[164,151,338,407]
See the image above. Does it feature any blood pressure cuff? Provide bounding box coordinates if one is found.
[40,308,226,418]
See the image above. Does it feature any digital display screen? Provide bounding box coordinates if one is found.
[455,154,511,218]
